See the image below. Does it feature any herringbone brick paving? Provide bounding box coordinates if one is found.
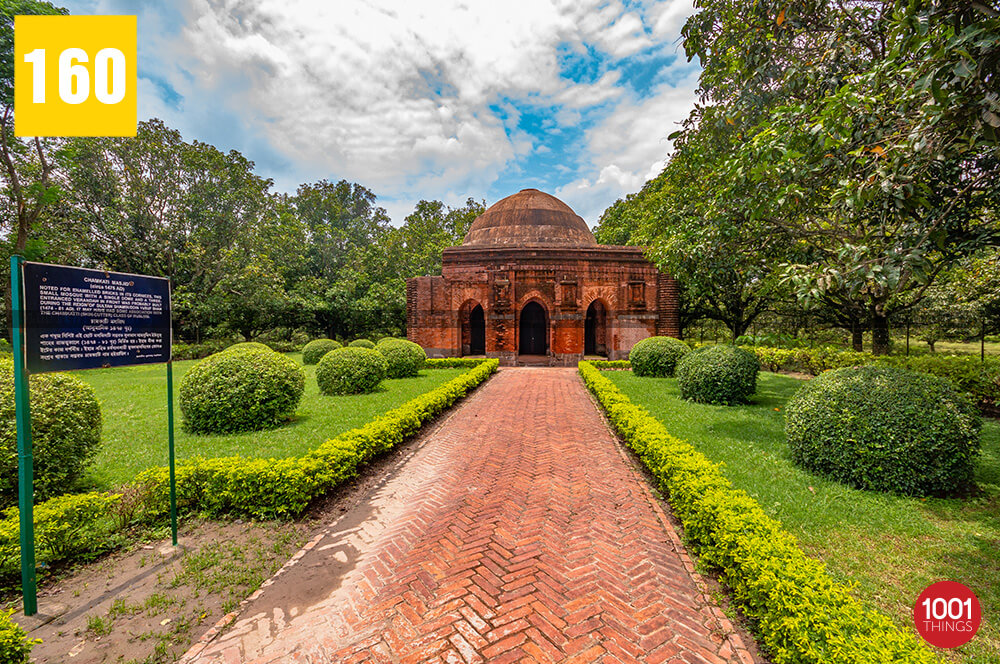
[183,368,754,663]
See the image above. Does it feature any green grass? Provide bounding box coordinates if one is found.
[916,340,1000,357]
[607,371,1000,663]
[75,356,466,489]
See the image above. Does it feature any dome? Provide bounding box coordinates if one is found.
[462,189,597,247]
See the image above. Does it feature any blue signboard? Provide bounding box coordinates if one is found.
[21,262,171,373]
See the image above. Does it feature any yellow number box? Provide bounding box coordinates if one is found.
[15,15,137,137]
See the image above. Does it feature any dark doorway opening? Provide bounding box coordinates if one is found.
[585,300,608,356]
[519,301,547,355]
[469,305,485,355]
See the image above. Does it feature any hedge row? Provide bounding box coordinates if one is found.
[745,345,999,407]
[0,608,36,662]
[0,492,122,574]
[424,357,492,368]
[587,359,632,370]
[579,361,938,664]
[136,359,497,519]
[172,339,304,361]
[0,361,498,576]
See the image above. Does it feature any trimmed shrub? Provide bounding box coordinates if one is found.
[0,492,121,574]
[316,347,388,395]
[676,345,759,405]
[301,339,342,365]
[377,339,427,378]
[137,359,499,519]
[179,349,305,434]
[629,336,690,377]
[425,358,489,368]
[0,609,37,662]
[741,345,1000,408]
[349,339,376,349]
[223,341,274,355]
[578,361,938,664]
[0,362,500,578]
[587,359,631,370]
[786,366,981,496]
[0,357,102,502]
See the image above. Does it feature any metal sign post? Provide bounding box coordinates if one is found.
[10,255,37,616]
[167,360,177,545]
[9,259,174,616]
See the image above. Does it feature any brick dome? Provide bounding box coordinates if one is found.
[462,189,597,247]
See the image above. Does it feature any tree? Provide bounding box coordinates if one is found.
[914,283,980,352]
[0,1,70,335]
[66,119,287,337]
[680,0,1000,353]
[289,179,393,338]
[385,198,484,278]
[596,107,796,340]
[0,0,67,254]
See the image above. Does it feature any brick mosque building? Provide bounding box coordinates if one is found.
[406,189,680,365]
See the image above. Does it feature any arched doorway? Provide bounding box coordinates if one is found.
[585,300,608,356]
[460,301,486,356]
[519,301,547,355]
[469,305,485,355]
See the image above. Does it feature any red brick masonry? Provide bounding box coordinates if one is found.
[182,369,753,663]
[406,190,680,365]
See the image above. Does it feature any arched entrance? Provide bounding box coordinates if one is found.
[585,300,608,356]
[519,301,547,355]
[460,301,486,356]
[469,305,485,355]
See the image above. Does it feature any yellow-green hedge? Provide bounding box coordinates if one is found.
[136,359,498,519]
[0,361,498,575]
[578,361,938,664]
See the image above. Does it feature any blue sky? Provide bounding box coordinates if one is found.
[60,0,701,226]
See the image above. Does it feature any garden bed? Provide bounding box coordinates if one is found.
[73,357,468,489]
[3,360,499,661]
[603,368,999,663]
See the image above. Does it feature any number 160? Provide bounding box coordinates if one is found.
[23,48,127,105]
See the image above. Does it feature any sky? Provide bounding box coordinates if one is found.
[60,0,701,227]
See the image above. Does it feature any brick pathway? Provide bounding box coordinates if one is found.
[182,368,754,664]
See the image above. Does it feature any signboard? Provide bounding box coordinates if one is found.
[10,258,178,618]
[21,262,171,373]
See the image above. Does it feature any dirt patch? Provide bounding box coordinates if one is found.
[10,519,308,664]
[6,399,460,664]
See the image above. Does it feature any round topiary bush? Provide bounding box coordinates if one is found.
[179,348,305,434]
[349,339,375,349]
[301,339,342,365]
[675,344,759,405]
[316,347,388,395]
[629,336,691,377]
[0,357,102,502]
[223,341,273,355]
[376,339,427,378]
[785,365,981,496]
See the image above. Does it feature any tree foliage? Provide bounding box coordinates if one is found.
[601,0,999,353]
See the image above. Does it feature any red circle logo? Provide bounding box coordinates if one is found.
[914,581,981,648]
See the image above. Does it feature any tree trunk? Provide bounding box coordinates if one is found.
[851,326,863,352]
[871,314,890,355]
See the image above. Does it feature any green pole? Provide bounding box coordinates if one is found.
[10,255,37,616]
[167,360,177,546]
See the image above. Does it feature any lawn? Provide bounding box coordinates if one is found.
[75,356,466,490]
[606,371,1000,663]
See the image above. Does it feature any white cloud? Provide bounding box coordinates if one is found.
[66,0,701,224]
[650,0,696,42]
[556,69,699,224]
